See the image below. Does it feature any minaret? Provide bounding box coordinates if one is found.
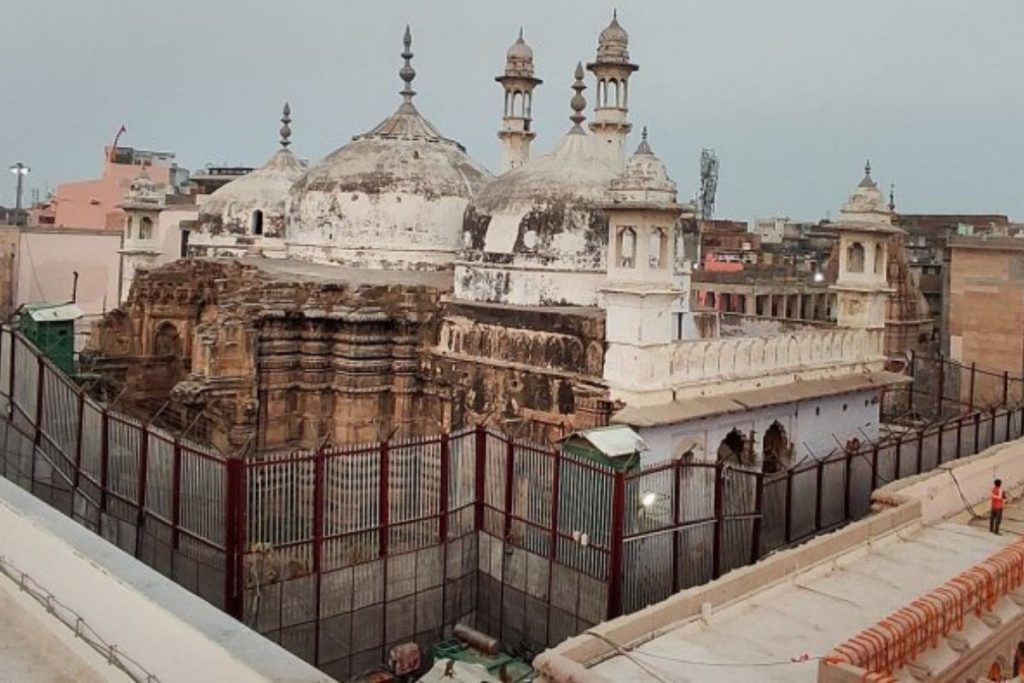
[587,10,638,169]
[829,161,900,336]
[118,171,164,303]
[496,29,542,173]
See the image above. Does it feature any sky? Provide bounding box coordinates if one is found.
[2,0,1022,221]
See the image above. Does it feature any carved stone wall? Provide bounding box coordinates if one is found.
[83,260,613,452]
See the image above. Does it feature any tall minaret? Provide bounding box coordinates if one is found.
[587,10,638,169]
[496,29,542,173]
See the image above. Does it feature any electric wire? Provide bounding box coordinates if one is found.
[582,629,822,675]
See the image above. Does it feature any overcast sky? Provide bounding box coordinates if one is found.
[2,0,1022,221]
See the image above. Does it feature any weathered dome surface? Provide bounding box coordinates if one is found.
[609,132,677,203]
[597,13,630,63]
[200,148,306,238]
[122,173,163,210]
[504,31,536,77]
[839,161,899,229]
[457,132,619,305]
[287,102,492,270]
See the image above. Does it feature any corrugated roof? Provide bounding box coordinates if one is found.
[612,371,911,428]
[23,303,83,322]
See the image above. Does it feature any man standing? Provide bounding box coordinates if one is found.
[991,478,1005,534]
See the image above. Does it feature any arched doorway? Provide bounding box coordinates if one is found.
[154,321,181,357]
[717,428,746,466]
[252,210,264,236]
[762,421,793,474]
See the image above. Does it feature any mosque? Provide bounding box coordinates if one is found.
[86,14,907,468]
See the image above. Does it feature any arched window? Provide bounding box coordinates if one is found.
[649,228,668,269]
[846,241,865,273]
[617,226,637,268]
[139,216,153,240]
[153,322,180,357]
[762,421,793,475]
[252,210,263,236]
[608,80,620,107]
[874,243,884,275]
[125,216,134,239]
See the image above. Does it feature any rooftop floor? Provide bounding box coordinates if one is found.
[590,498,1021,682]
[0,573,114,682]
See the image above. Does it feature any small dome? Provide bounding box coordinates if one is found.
[122,172,163,210]
[837,160,901,231]
[609,130,678,205]
[597,11,631,63]
[507,31,533,62]
[199,148,306,238]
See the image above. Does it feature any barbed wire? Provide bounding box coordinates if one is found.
[0,555,161,683]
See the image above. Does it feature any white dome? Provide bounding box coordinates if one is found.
[456,131,619,305]
[199,148,306,239]
[287,102,492,271]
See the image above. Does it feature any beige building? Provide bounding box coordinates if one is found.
[948,236,1024,406]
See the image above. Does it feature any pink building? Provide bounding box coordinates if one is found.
[50,146,185,230]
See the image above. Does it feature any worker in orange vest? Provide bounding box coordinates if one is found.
[990,478,1004,534]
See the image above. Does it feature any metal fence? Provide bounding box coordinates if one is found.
[3,324,1024,680]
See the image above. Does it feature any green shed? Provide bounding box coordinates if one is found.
[17,303,83,376]
[557,425,648,472]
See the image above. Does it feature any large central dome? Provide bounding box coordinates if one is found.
[287,28,492,271]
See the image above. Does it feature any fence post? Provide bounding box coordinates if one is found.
[956,417,963,460]
[974,413,981,454]
[224,457,246,619]
[379,439,390,557]
[870,445,879,489]
[72,390,85,489]
[99,409,110,515]
[712,462,725,580]
[1003,371,1010,408]
[968,362,976,414]
[439,433,450,631]
[607,469,626,618]
[6,330,15,420]
[439,433,450,544]
[750,472,764,564]
[31,356,44,489]
[134,425,150,559]
[784,468,794,544]
[171,439,182,550]
[814,459,825,532]
[546,447,561,645]
[671,458,682,593]
[378,438,390,663]
[474,425,486,532]
[843,450,854,520]
[936,354,945,417]
[312,446,325,666]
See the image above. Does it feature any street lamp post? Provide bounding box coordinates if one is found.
[9,163,30,224]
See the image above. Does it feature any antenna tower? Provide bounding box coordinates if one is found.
[699,148,719,220]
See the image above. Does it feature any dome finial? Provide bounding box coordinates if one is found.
[399,25,417,104]
[889,183,896,212]
[569,62,587,132]
[864,159,871,177]
[279,101,292,148]
[518,26,524,41]
[634,125,653,155]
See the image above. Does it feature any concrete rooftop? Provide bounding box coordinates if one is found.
[591,513,1014,682]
